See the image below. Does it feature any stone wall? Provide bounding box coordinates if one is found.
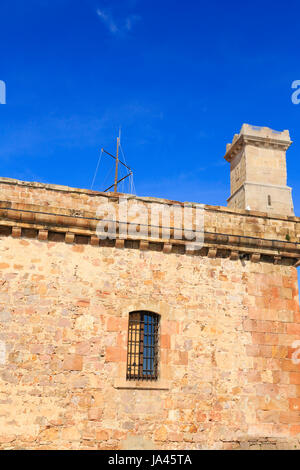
[0,178,299,450]
[0,177,299,243]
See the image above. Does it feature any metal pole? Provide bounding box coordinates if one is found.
[114,136,120,193]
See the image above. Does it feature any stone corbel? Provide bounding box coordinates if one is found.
[208,248,217,258]
[11,226,22,238]
[65,232,75,244]
[163,243,172,254]
[140,240,149,251]
[90,236,99,246]
[230,250,239,260]
[251,253,261,263]
[115,239,125,249]
[38,229,48,241]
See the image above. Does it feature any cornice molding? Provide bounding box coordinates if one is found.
[0,202,299,266]
[224,134,292,163]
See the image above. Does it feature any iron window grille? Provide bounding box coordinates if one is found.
[126,311,160,381]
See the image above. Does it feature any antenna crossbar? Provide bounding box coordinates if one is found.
[103,172,133,193]
[96,130,134,194]
[101,149,132,172]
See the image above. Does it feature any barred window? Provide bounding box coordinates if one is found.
[126,311,160,381]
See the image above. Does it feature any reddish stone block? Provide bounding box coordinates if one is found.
[246,344,260,357]
[290,425,300,436]
[175,351,188,365]
[281,359,300,372]
[289,398,300,411]
[251,332,279,346]
[272,346,288,359]
[243,318,255,331]
[96,430,109,441]
[247,370,261,382]
[279,411,300,424]
[105,347,126,362]
[161,349,170,364]
[63,354,83,371]
[287,323,300,336]
[106,317,126,332]
[244,319,287,334]
[161,321,178,335]
[265,333,279,345]
[294,311,300,323]
[251,332,265,344]
[161,334,171,349]
[246,344,272,358]
[88,408,102,421]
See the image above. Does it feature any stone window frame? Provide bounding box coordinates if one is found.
[113,301,170,390]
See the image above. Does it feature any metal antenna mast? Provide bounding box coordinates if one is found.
[114,130,120,193]
[101,130,133,193]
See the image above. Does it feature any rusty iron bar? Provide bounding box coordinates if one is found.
[101,148,132,172]
[103,172,133,193]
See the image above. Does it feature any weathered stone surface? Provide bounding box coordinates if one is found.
[0,168,298,450]
[0,233,298,449]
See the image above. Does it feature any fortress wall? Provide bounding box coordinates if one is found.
[0,178,299,449]
[0,233,299,449]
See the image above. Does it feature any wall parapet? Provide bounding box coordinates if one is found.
[0,176,300,266]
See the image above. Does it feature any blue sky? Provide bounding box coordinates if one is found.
[0,0,300,215]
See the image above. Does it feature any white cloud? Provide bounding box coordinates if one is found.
[96,8,140,35]
[96,9,119,34]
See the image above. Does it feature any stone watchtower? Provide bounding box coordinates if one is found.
[225,124,294,215]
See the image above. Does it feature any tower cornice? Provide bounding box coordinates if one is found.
[224,130,292,163]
